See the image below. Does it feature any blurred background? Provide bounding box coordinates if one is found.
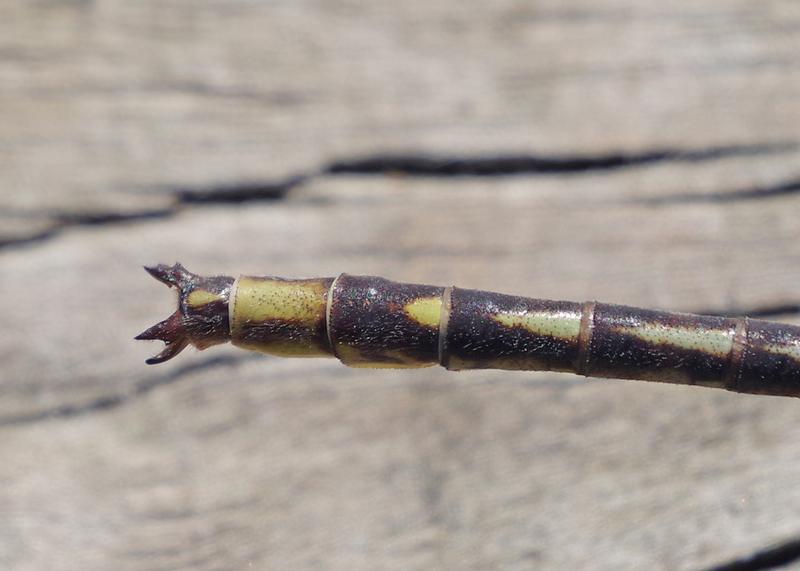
[2,1,800,569]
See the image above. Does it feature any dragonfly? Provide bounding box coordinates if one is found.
[136,263,800,398]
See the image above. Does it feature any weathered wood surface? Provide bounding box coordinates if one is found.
[2,2,800,570]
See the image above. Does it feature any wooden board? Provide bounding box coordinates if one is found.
[2,2,800,570]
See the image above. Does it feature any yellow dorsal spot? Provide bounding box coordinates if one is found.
[404,296,443,328]
[230,277,332,358]
[187,289,223,307]
[493,311,581,340]
[615,324,733,357]
[764,342,800,361]
[234,277,328,324]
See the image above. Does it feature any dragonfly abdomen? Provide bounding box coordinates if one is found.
[137,264,800,397]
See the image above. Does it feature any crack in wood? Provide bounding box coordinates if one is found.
[0,209,175,249]
[0,141,797,252]
[327,142,798,176]
[635,178,800,205]
[702,536,800,571]
[0,354,252,427]
[174,173,310,204]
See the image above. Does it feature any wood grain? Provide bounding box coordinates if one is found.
[1,2,800,570]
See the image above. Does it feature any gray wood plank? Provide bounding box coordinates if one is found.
[2,1,798,216]
[3,176,800,569]
[3,1,800,569]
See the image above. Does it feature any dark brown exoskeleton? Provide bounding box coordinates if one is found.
[138,264,800,397]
